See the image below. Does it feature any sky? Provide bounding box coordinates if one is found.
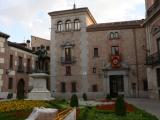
[0,0,145,43]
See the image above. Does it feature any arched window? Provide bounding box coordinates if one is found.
[57,21,63,31]
[110,32,114,39]
[65,20,71,31]
[74,19,80,30]
[115,32,119,39]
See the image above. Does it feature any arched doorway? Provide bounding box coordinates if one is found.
[17,79,25,99]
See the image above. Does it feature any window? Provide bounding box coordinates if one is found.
[57,21,63,31]
[65,20,71,31]
[143,80,148,91]
[94,48,98,57]
[65,48,71,61]
[18,56,23,71]
[32,47,35,51]
[93,67,96,73]
[61,82,66,93]
[92,84,98,92]
[37,47,40,50]
[46,46,50,51]
[115,32,119,39]
[27,58,31,73]
[9,55,13,69]
[111,46,119,55]
[157,38,160,53]
[66,66,71,76]
[8,78,13,89]
[74,19,80,30]
[110,32,114,39]
[71,82,76,92]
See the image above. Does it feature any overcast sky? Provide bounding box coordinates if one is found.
[0,0,145,43]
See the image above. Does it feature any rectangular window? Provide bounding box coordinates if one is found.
[92,85,98,92]
[32,47,35,51]
[111,46,119,55]
[9,55,13,69]
[71,82,76,92]
[157,38,160,53]
[46,46,50,51]
[94,48,98,57]
[143,80,148,91]
[8,78,13,89]
[18,56,23,71]
[61,82,66,93]
[66,66,71,76]
[27,58,31,73]
[65,48,71,61]
[37,47,40,50]
[93,67,96,73]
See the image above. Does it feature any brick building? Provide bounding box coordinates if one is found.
[145,0,160,99]
[49,7,147,99]
[0,32,36,98]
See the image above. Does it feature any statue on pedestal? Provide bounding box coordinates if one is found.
[35,45,48,72]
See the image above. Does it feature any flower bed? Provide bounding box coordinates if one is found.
[96,102,135,112]
[0,100,48,112]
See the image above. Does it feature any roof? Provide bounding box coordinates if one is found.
[48,7,96,24]
[0,32,10,39]
[8,41,34,54]
[87,20,144,32]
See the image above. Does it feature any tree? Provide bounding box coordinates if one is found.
[70,94,79,107]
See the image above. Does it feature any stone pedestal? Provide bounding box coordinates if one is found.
[28,73,54,100]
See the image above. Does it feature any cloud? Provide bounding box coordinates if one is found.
[0,0,145,42]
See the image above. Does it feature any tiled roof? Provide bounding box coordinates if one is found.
[87,20,144,32]
[0,32,10,39]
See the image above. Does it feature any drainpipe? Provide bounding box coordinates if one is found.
[133,29,140,97]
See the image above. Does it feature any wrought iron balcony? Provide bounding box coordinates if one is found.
[17,65,24,73]
[61,56,76,64]
[146,52,160,65]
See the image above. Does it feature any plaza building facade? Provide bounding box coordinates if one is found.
[145,0,160,99]
[0,32,36,98]
[49,8,147,99]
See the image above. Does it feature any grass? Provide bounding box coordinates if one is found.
[77,107,158,120]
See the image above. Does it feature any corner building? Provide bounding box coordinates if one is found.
[49,8,147,99]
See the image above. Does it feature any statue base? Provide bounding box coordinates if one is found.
[28,73,54,100]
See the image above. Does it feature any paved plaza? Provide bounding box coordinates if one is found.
[126,98,160,119]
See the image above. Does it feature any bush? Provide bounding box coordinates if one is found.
[82,93,87,101]
[106,94,112,100]
[7,93,13,99]
[70,94,79,107]
[115,95,126,116]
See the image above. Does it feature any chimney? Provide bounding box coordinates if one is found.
[26,40,31,49]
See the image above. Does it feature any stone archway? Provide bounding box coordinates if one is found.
[17,79,25,99]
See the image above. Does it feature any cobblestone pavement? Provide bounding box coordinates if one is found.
[126,98,160,120]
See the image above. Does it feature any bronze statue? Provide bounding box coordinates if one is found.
[35,45,48,72]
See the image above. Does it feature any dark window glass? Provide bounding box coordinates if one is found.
[61,82,66,93]
[66,66,71,76]
[93,67,96,73]
[94,48,98,57]
[8,78,13,89]
[9,55,13,69]
[37,47,40,50]
[32,47,35,51]
[92,84,98,92]
[65,48,71,61]
[71,82,76,92]
[18,56,23,71]
[111,46,119,55]
[27,58,31,73]
[46,46,50,50]
[57,21,63,31]
[143,80,148,91]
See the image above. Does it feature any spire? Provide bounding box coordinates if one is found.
[73,3,76,9]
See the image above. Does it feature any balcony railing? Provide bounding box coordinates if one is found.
[147,0,160,16]
[61,56,76,64]
[146,52,160,65]
[17,65,24,73]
